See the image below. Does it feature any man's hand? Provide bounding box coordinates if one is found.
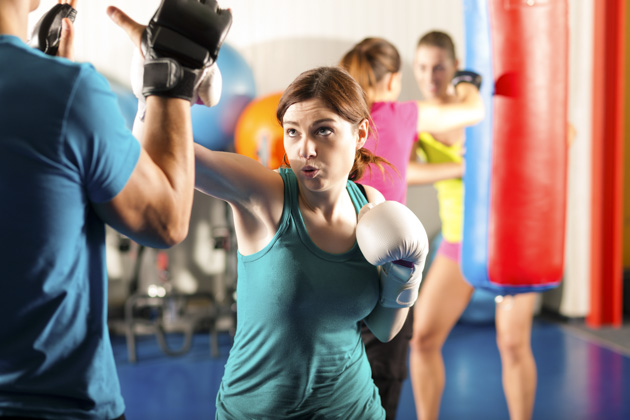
[29,0,78,59]
[108,1,231,102]
[106,6,145,49]
[57,0,77,60]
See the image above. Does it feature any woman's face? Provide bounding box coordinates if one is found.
[283,98,367,193]
[413,45,457,100]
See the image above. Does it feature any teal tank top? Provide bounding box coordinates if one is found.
[216,168,385,420]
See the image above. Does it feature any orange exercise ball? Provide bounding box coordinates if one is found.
[234,92,285,169]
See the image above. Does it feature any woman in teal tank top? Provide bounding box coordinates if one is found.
[194,66,412,419]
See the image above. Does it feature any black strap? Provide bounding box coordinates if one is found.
[356,183,368,200]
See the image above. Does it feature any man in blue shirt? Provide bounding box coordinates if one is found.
[0,0,230,418]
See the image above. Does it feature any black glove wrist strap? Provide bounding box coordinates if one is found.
[452,70,482,90]
[142,58,198,102]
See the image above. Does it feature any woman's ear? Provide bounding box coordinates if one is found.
[387,72,402,92]
[356,119,369,149]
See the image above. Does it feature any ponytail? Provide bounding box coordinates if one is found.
[340,49,378,105]
[349,145,398,182]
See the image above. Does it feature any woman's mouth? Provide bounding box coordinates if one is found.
[302,165,319,179]
[426,84,438,94]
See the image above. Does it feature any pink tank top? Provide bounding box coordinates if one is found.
[359,101,418,204]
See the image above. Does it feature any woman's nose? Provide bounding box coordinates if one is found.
[298,137,316,159]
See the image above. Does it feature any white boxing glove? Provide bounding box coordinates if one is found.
[192,64,222,107]
[130,49,148,138]
[356,201,429,308]
[129,48,222,136]
[130,48,145,104]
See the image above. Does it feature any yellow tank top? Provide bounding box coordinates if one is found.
[415,132,464,242]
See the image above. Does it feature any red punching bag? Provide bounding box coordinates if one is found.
[461,0,569,293]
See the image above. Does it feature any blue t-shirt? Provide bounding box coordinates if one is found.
[215,169,385,420]
[0,36,140,419]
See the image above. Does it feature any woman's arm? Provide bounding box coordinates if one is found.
[194,144,282,205]
[416,83,484,134]
[356,199,428,342]
[358,186,409,341]
[364,305,410,342]
[407,159,464,186]
[194,144,285,254]
[362,184,386,205]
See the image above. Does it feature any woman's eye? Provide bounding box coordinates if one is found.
[286,128,297,137]
[316,127,332,136]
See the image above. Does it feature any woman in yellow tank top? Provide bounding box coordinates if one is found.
[407,31,540,420]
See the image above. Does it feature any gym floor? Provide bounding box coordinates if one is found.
[111,315,630,420]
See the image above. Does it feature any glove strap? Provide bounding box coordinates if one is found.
[142,58,199,102]
[379,262,420,309]
[452,70,482,90]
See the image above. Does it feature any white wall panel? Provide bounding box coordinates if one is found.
[31,0,463,97]
[543,0,593,317]
[217,0,464,100]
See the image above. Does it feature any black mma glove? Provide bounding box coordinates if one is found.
[141,0,232,102]
[29,3,77,56]
[452,70,482,91]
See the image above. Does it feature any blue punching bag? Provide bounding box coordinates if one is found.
[460,0,494,291]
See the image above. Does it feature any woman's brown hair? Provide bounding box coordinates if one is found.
[339,37,402,106]
[417,30,457,61]
[276,66,392,181]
